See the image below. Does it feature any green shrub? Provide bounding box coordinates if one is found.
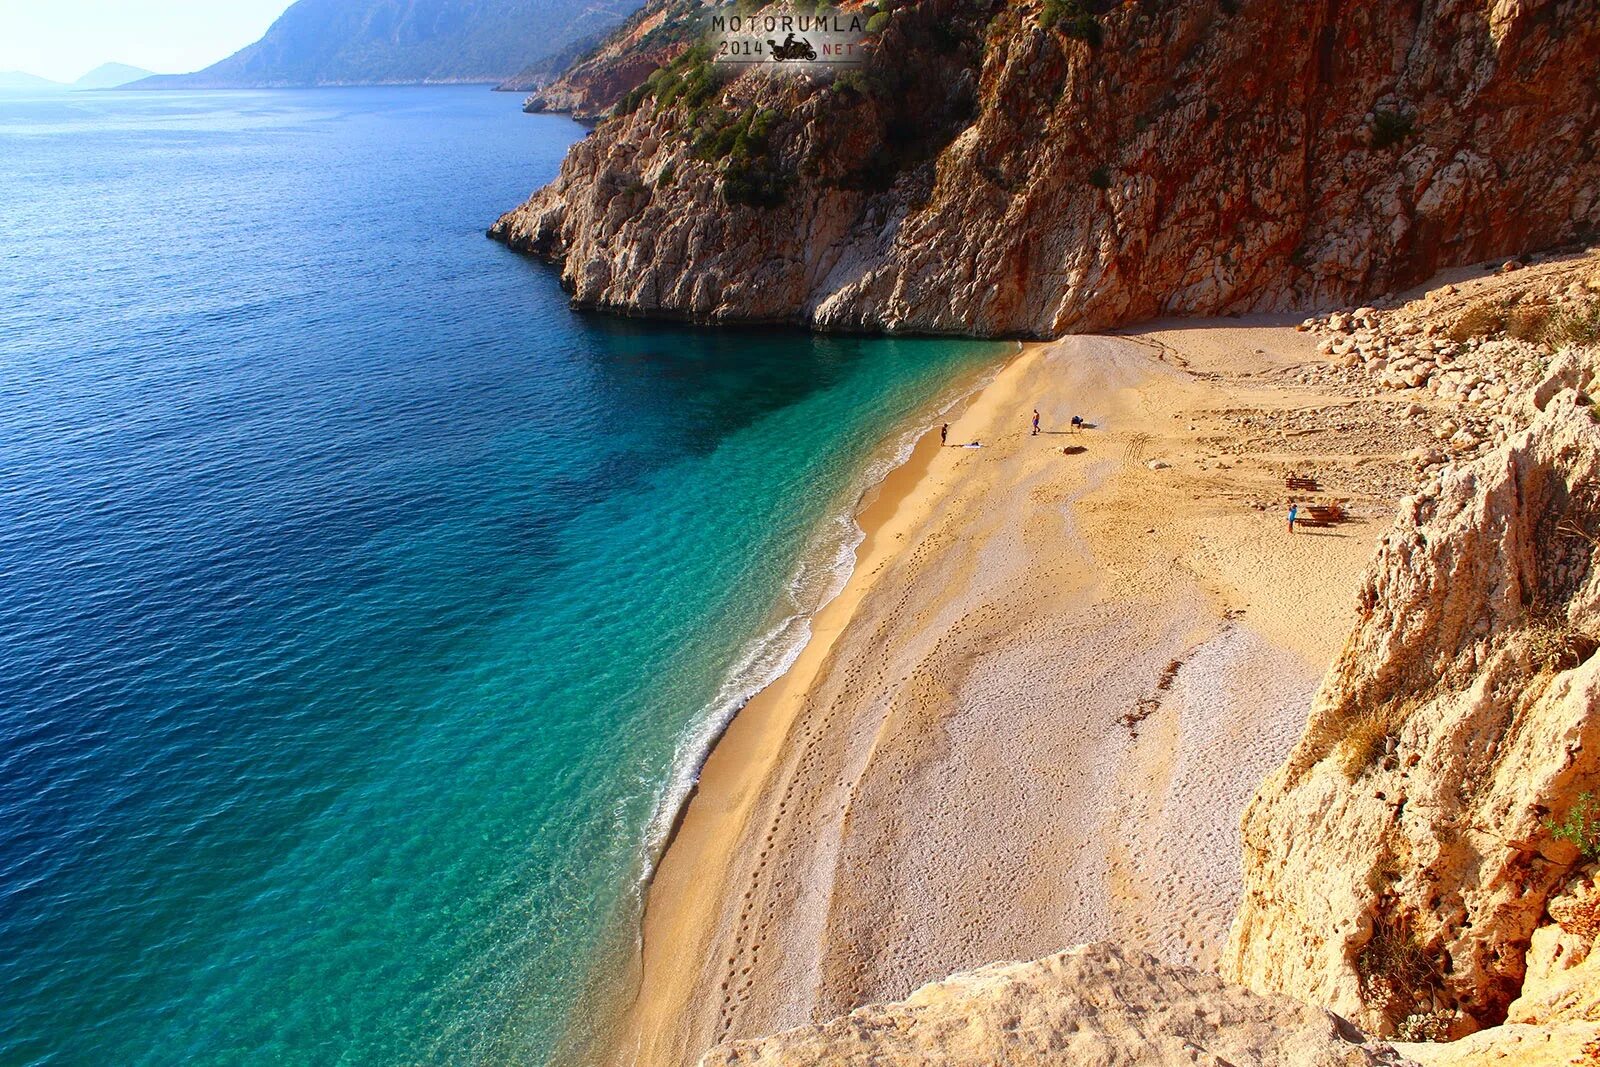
[722,159,789,207]
[692,106,781,163]
[1547,792,1600,861]
[1088,164,1112,189]
[866,10,891,32]
[1062,13,1102,45]
[656,162,676,188]
[616,45,721,119]
[1371,108,1416,149]
[832,70,870,97]
[1040,0,1103,45]
[686,105,790,208]
[617,84,649,116]
[691,111,741,161]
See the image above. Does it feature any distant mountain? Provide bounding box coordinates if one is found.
[0,71,66,93]
[128,0,642,89]
[73,63,155,90]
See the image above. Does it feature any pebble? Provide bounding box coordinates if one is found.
[1297,250,1599,481]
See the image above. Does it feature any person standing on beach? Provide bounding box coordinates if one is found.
[940,423,948,446]
[1031,409,1040,436]
[1288,503,1298,533]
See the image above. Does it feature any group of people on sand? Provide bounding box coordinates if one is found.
[938,413,1309,537]
[1031,409,1086,435]
[937,408,1086,449]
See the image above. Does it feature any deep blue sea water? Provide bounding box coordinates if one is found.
[0,87,1002,1064]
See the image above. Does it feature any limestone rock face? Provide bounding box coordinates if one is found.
[696,942,1412,1067]
[492,0,1600,336]
[1506,867,1600,1026]
[1395,1021,1600,1067]
[1226,388,1600,1037]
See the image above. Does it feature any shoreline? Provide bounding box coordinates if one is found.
[599,341,1052,1067]
[554,343,1018,1066]
[599,324,1408,1066]
[636,343,1019,885]
[644,363,1006,875]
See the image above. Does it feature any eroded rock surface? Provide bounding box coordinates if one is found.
[697,942,1412,1067]
[493,0,1600,336]
[1226,377,1600,1038]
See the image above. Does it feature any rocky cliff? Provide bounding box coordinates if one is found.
[492,0,1600,336]
[697,943,1414,1067]
[1226,353,1600,1042]
[518,0,701,115]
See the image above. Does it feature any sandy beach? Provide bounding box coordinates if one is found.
[602,322,1422,1066]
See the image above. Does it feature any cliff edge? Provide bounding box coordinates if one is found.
[697,943,1414,1067]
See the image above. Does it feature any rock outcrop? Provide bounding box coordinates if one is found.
[1295,249,1600,466]
[520,0,699,116]
[697,943,1412,1067]
[493,0,1600,336]
[1226,369,1600,1039]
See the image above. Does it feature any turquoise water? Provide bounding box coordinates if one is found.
[0,87,1003,1064]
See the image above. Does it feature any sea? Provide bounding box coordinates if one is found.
[0,86,1004,1064]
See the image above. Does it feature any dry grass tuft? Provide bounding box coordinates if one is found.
[1526,619,1599,674]
[1449,302,1507,342]
[1337,697,1416,780]
[1446,297,1600,347]
[1506,303,1555,342]
[1356,911,1440,1023]
[1548,300,1600,348]
[1365,850,1405,895]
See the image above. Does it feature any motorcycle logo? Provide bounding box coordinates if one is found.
[767,32,818,61]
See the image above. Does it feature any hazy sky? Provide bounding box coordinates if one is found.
[0,1,292,82]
